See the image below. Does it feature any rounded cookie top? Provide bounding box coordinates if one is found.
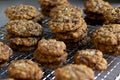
[104,7,120,24]
[6,20,43,37]
[0,42,13,63]
[48,5,83,33]
[48,16,83,33]
[7,59,43,80]
[54,64,94,80]
[84,0,113,14]
[93,24,120,46]
[38,0,69,7]
[5,4,40,20]
[6,34,40,47]
[48,17,83,33]
[49,4,83,18]
[74,49,107,71]
[37,39,66,57]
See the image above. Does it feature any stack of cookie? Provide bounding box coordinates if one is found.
[38,0,69,16]
[48,5,87,43]
[34,39,68,68]
[6,20,43,52]
[74,49,108,71]
[93,24,120,56]
[84,0,113,25]
[5,4,44,23]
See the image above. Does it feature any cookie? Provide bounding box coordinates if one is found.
[37,39,66,57]
[49,4,83,19]
[93,24,120,46]
[55,20,87,40]
[74,49,107,71]
[10,44,36,52]
[7,59,43,80]
[5,4,43,20]
[0,42,13,66]
[94,43,120,56]
[104,7,120,24]
[6,20,43,37]
[48,5,83,33]
[38,0,69,16]
[34,50,67,63]
[6,34,40,47]
[48,16,84,33]
[84,0,112,14]
[54,64,94,80]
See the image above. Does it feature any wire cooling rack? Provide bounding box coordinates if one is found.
[0,21,120,80]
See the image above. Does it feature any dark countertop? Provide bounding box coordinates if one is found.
[0,0,119,27]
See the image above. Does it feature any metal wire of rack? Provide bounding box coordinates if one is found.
[0,22,120,80]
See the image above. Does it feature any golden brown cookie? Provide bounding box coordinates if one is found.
[37,39,66,57]
[74,49,107,71]
[48,5,83,33]
[6,20,43,37]
[7,59,43,80]
[34,50,67,63]
[48,16,84,33]
[5,4,43,21]
[104,7,120,24]
[54,64,94,80]
[6,34,40,47]
[0,42,13,66]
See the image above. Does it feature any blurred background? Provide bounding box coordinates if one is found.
[0,0,119,27]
